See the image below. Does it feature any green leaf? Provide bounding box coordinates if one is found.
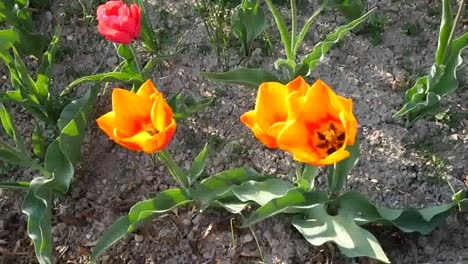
[328,140,360,193]
[57,84,98,164]
[0,142,31,167]
[432,32,468,96]
[117,44,133,61]
[192,167,262,206]
[190,144,209,184]
[168,93,212,120]
[0,180,30,189]
[157,149,189,190]
[32,124,47,160]
[135,0,159,53]
[44,140,73,194]
[293,204,390,263]
[298,164,319,191]
[0,28,47,58]
[212,199,249,214]
[231,178,295,206]
[21,177,54,264]
[34,28,60,123]
[242,188,328,227]
[62,72,144,96]
[434,0,453,64]
[297,8,373,77]
[202,68,280,88]
[336,191,456,235]
[91,189,191,259]
[0,103,27,153]
[231,0,267,55]
[263,0,292,59]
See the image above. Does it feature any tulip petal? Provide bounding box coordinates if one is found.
[112,88,152,120]
[96,112,116,139]
[315,149,350,166]
[277,120,318,159]
[137,80,159,101]
[151,95,175,133]
[286,76,309,94]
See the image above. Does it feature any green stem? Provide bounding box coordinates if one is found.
[294,4,325,54]
[445,0,465,59]
[264,0,293,60]
[290,0,297,58]
[158,149,189,193]
[0,181,30,190]
[128,43,143,76]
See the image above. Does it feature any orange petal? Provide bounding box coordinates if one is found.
[286,80,335,123]
[277,120,316,157]
[112,88,152,120]
[151,94,175,132]
[96,111,116,139]
[254,82,290,128]
[340,111,358,145]
[286,76,309,94]
[136,80,159,101]
[315,149,350,166]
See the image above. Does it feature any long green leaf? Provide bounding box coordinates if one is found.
[35,28,60,109]
[91,188,191,259]
[44,140,73,194]
[0,181,30,189]
[242,188,328,227]
[202,68,280,88]
[231,178,295,206]
[32,124,47,160]
[432,32,468,95]
[336,191,456,235]
[190,144,209,184]
[434,0,453,64]
[21,177,54,264]
[0,103,27,153]
[61,72,144,96]
[192,167,262,206]
[327,140,360,193]
[135,0,159,53]
[57,84,99,164]
[263,0,292,59]
[297,8,374,77]
[293,204,390,263]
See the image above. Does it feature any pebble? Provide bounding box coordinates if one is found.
[242,233,253,244]
[135,234,144,243]
[106,56,118,67]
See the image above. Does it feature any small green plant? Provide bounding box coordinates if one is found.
[324,0,369,21]
[202,0,374,87]
[195,0,239,69]
[231,0,267,56]
[394,0,468,126]
[0,0,48,57]
[358,12,388,45]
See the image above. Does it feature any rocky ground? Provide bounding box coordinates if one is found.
[1,0,467,263]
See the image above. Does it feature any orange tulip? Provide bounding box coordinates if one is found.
[97,80,176,153]
[240,76,309,148]
[241,76,357,166]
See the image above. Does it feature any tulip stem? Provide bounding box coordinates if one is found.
[158,149,190,193]
[128,43,143,76]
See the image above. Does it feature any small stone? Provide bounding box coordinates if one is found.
[134,234,144,243]
[424,245,434,255]
[242,233,253,244]
[66,35,74,41]
[106,56,118,67]
[182,219,191,226]
[448,134,459,141]
[101,255,110,261]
